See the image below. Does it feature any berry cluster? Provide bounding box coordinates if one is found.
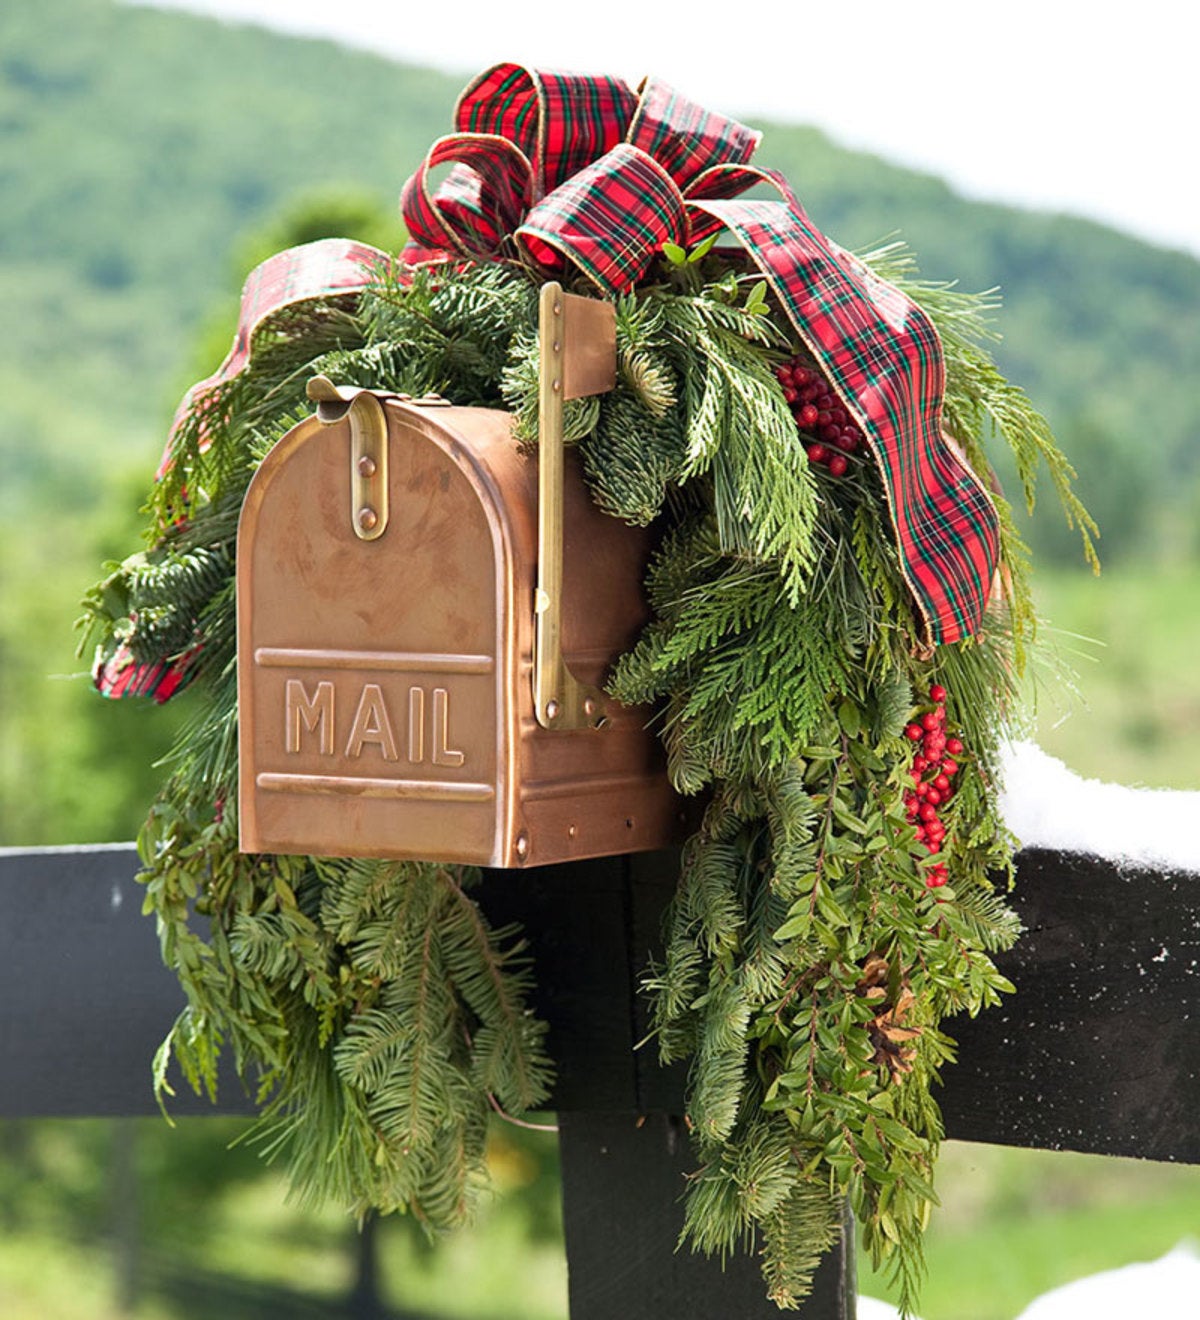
[775,354,867,479]
[902,684,965,889]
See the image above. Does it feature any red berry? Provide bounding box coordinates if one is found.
[934,773,950,793]
[776,365,792,383]
[921,712,939,732]
[816,393,834,410]
[926,789,941,807]
[926,840,941,854]
[926,868,948,889]
[919,803,937,823]
[914,825,926,843]
[916,782,930,798]
[800,383,821,403]
[798,404,819,428]
[836,430,859,452]
[947,737,964,756]
[829,406,847,426]
[929,684,947,704]
[943,760,959,776]
[905,723,923,741]
[912,754,927,772]
[819,423,841,443]
[827,454,849,477]
[783,385,798,403]
[806,443,829,464]
[793,367,812,387]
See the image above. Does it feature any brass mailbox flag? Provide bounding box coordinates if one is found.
[237,288,685,868]
[534,282,617,733]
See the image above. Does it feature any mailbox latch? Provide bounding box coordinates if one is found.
[307,376,391,541]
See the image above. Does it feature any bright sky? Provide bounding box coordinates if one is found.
[133,0,1200,259]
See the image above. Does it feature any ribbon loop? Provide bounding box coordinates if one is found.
[455,62,637,197]
[518,144,687,295]
[627,78,761,191]
[400,133,533,257]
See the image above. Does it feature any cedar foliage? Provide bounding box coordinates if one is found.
[80,244,1090,1315]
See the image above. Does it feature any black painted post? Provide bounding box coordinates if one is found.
[479,856,857,1318]
[4,844,1200,1318]
[559,1111,855,1320]
[110,1118,141,1314]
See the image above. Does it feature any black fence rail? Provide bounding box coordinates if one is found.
[2,844,1197,1318]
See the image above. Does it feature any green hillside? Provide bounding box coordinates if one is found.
[3,0,1200,845]
[4,0,1198,481]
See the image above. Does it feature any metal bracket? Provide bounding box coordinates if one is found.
[307,376,390,541]
[533,284,617,732]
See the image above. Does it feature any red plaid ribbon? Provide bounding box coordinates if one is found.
[94,641,198,703]
[102,241,388,700]
[396,63,998,643]
[122,64,1001,711]
[156,237,390,478]
[690,172,1001,642]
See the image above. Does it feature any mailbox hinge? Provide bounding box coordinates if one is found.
[533,283,617,732]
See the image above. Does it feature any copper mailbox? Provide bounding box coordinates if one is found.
[237,289,683,867]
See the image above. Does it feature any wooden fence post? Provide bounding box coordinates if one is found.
[3,842,1199,1317]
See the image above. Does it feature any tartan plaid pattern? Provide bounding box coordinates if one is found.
[142,64,999,675]
[402,65,762,293]
[518,145,687,293]
[400,135,532,256]
[94,642,197,703]
[158,238,388,477]
[626,78,761,192]
[455,62,637,196]
[691,181,1000,643]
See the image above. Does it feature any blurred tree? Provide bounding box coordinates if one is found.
[1012,414,1156,567]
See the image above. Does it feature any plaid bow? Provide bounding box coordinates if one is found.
[111,63,1001,704]
[400,62,999,644]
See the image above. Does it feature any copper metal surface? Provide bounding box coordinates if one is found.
[237,397,686,868]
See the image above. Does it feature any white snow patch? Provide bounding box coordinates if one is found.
[1013,1242,1200,1319]
[999,741,1200,873]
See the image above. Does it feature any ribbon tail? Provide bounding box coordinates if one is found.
[688,194,1000,646]
[157,238,388,479]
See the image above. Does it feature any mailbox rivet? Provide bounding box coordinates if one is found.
[546,699,560,721]
[358,506,379,531]
[553,301,561,314]
[568,825,577,838]
[583,698,596,718]
[357,455,377,478]
[552,378,561,393]
[553,340,561,353]
[516,833,530,860]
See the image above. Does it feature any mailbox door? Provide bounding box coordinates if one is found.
[238,405,516,865]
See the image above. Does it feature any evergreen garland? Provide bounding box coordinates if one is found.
[80,244,1093,1314]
